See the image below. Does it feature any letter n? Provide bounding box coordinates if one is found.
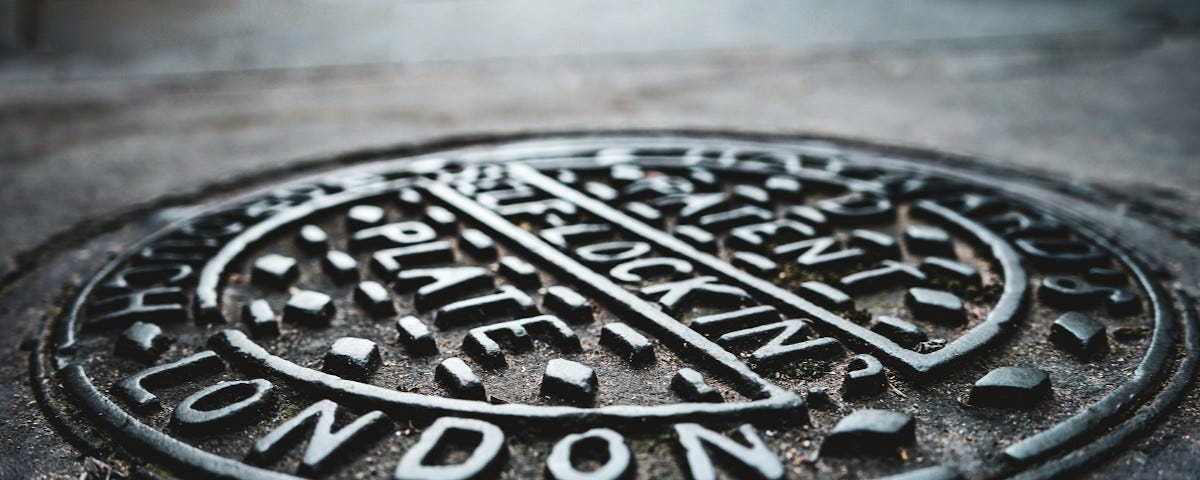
[674,423,784,480]
[247,399,391,475]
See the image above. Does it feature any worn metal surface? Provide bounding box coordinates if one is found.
[13,134,1200,479]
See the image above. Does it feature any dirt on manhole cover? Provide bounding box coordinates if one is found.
[26,134,1200,479]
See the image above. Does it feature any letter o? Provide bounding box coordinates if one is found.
[172,379,274,432]
[547,428,633,480]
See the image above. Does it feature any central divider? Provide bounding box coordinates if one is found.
[422,178,796,403]
[506,163,1028,376]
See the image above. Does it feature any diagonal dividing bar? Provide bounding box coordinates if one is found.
[505,163,924,369]
[421,179,792,401]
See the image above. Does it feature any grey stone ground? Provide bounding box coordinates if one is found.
[1,1,1198,477]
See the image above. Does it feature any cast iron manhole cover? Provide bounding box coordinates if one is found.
[30,134,1199,479]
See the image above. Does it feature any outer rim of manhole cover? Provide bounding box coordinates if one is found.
[24,131,1200,480]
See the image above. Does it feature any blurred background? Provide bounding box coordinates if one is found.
[0,0,1198,277]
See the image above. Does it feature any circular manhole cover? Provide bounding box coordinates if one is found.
[29,134,1199,479]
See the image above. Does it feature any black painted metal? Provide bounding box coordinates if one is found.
[30,134,1198,479]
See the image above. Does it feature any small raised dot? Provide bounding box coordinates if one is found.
[555,169,578,185]
[541,359,597,406]
[1050,312,1107,357]
[459,229,497,260]
[905,287,966,325]
[919,257,981,286]
[116,321,173,362]
[968,366,1050,409]
[284,290,335,327]
[870,316,928,349]
[435,357,486,401]
[346,205,387,231]
[252,254,298,288]
[609,164,643,184]
[584,182,619,201]
[764,175,802,201]
[732,184,770,206]
[624,202,664,225]
[241,299,280,338]
[397,188,423,211]
[395,316,437,356]
[323,337,381,380]
[820,409,915,457]
[322,250,359,283]
[498,256,539,287]
[670,368,722,403]
[354,281,395,317]
[424,206,458,233]
[296,225,328,253]
[673,224,717,251]
[542,286,592,324]
[849,229,900,258]
[904,225,955,256]
[797,281,854,311]
[599,323,655,367]
[731,251,778,277]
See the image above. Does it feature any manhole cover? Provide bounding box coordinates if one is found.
[30,134,1199,479]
